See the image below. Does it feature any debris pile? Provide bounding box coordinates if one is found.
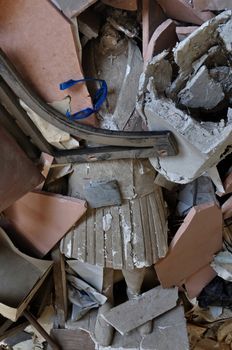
[0,1,232,349]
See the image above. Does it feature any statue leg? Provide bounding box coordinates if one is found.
[122,268,153,335]
[94,268,114,346]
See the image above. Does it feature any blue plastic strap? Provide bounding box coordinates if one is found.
[60,78,108,120]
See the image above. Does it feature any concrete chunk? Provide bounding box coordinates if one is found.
[218,18,232,52]
[178,65,225,109]
[138,95,232,184]
[102,286,178,335]
[174,11,231,74]
[141,306,189,350]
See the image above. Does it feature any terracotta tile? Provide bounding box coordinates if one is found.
[144,19,178,63]
[157,0,204,25]
[222,196,232,220]
[4,191,87,257]
[0,124,44,212]
[142,0,167,58]
[184,265,217,299]
[101,0,137,11]
[193,0,232,11]
[0,0,96,126]
[50,0,98,18]
[155,203,222,288]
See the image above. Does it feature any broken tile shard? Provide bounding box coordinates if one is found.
[0,0,96,125]
[0,124,44,212]
[155,203,222,288]
[184,265,217,299]
[144,19,178,63]
[102,286,178,335]
[142,0,167,58]
[4,191,87,257]
[157,0,204,25]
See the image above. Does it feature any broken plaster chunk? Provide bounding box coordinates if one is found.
[157,0,204,25]
[102,286,178,335]
[174,11,232,74]
[137,92,232,184]
[138,51,172,98]
[209,66,232,94]
[211,251,232,282]
[218,18,232,52]
[178,65,225,109]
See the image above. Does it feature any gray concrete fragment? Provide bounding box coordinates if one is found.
[137,92,232,185]
[177,176,217,216]
[83,180,122,208]
[210,66,232,94]
[178,65,224,109]
[174,11,231,74]
[141,306,189,350]
[102,286,178,335]
[138,51,172,99]
[218,18,232,52]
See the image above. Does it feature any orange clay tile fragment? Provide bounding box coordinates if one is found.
[0,124,44,212]
[144,19,178,63]
[155,203,222,288]
[142,0,167,58]
[0,0,96,126]
[4,191,87,257]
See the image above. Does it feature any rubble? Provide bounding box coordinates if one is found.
[4,191,87,257]
[155,203,222,292]
[102,286,178,335]
[178,65,225,109]
[0,2,232,349]
[138,12,232,187]
[193,0,232,11]
[0,0,97,126]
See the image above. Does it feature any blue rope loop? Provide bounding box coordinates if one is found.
[59,78,108,120]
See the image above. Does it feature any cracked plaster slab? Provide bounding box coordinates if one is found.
[140,95,232,185]
[137,11,232,187]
